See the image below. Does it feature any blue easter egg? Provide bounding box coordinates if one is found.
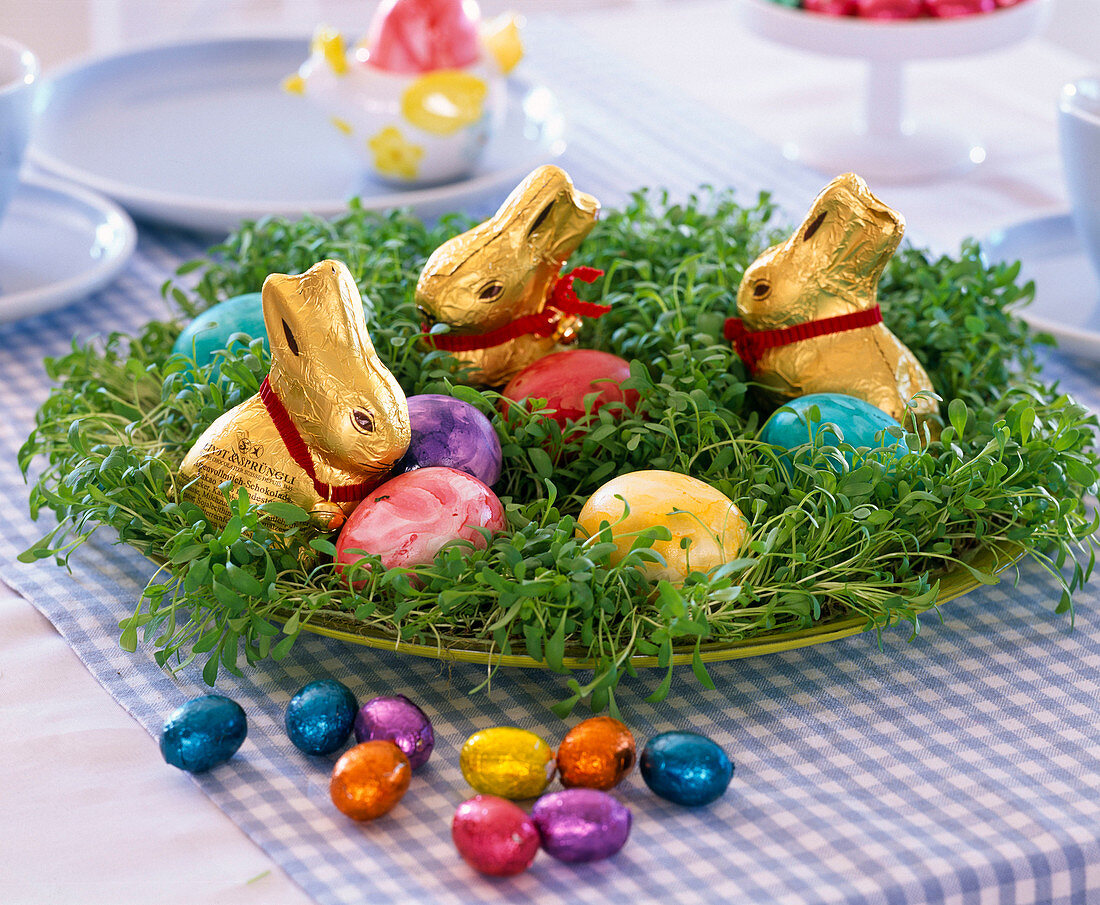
[640,731,733,807]
[393,394,502,486]
[160,694,247,773]
[285,679,359,756]
[172,292,267,367]
[761,393,908,469]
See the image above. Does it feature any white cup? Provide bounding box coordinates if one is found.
[0,37,38,226]
[1060,76,1100,278]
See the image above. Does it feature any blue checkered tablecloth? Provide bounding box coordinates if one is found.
[3,22,1100,905]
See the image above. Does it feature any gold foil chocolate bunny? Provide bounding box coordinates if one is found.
[179,259,411,533]
[415,164,603,386]
[724,173,937,426]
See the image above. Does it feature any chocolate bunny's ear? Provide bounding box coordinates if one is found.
[262,260,376,371]
[505,165,599,264]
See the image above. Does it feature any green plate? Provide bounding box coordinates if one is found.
[290,541,1023,669]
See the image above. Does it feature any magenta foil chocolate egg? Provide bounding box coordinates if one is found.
[353,695,435,769]
[531,788,631,863]
[452,794,540,877]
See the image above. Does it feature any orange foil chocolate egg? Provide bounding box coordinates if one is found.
[557,717,636,791]
[330,740,411,821]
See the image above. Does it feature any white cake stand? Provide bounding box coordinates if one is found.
[736,0,1052,183]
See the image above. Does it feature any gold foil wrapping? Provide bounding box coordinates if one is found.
[735,173,937,426]
[415,164,600,386]
[178,259,411,532]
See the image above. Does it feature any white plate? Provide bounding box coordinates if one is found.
[0,174,136,323]
[982,214,1100,360]
[29,37,566,234]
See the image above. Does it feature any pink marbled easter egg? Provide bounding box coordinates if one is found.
[335,466,506,579]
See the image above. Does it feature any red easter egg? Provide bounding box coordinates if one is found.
[501,350,638,427]
[335,467,506,582]
[856,0,924,17]
[363,0,481,74]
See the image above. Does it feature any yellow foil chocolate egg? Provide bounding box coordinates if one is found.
[460,727,556,800]
[577,470,747,584]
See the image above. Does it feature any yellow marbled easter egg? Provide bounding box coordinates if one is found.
[460,727,556,800]
[577,470,747,584]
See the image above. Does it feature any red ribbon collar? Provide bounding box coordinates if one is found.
[724,305,884,373]
[259,376,374,504]
[421,266,609,353]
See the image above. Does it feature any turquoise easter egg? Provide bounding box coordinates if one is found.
[172,292,267,367]
[761,393,909,471]
[160,694,247,773]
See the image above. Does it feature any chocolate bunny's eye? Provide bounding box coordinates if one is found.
[803,212,827,242]
[478,281,504,302]
[282,319,300,356]
[753,280,771,300]
[352,410,375,434]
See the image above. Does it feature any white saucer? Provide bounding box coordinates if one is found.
[982,214,1100,361]
[0,175,136,323]
[29,37,566,233]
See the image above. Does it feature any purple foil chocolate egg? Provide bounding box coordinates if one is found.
[353,695,435,769]
[452,795,540,876]
[394,394,502,487]
[531,788,631,863]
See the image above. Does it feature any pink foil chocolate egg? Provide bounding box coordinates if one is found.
[804,0,858,14]
[856,0,924,17]
[363,0,481,74]
[336,466,506,581]
[502,349,638,428]
[926,0,996,15]
[452,794,540,876]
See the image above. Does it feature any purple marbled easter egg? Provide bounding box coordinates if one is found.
[393,394,502,487]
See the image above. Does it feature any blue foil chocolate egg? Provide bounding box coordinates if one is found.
[640,731,733,807]
[531,789,631,862]
[160,694,247,773]
[285,679,359,756]
[171,292,268,368]
[393,394,502,487]
[761,393,908,472]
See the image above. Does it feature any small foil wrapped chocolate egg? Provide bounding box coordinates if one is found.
[353,694,435,769]
[160,694,247,774]
[171,292,267,368]
[855,0,924,18]
[330,740,411,820]
[393,394,502,486]
[577,470,747,585]
[335,466,506,581]
[460,727,556,799]
[285,679,358,756]
[557,716,636,791]
[531,789,632,863]
[640,731,733,807]
[452,794,540,876]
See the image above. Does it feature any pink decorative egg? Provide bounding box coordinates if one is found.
[363,0,481,74]
[452,795,540,876]
[336,466,506,581]
[501,349,638,427]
